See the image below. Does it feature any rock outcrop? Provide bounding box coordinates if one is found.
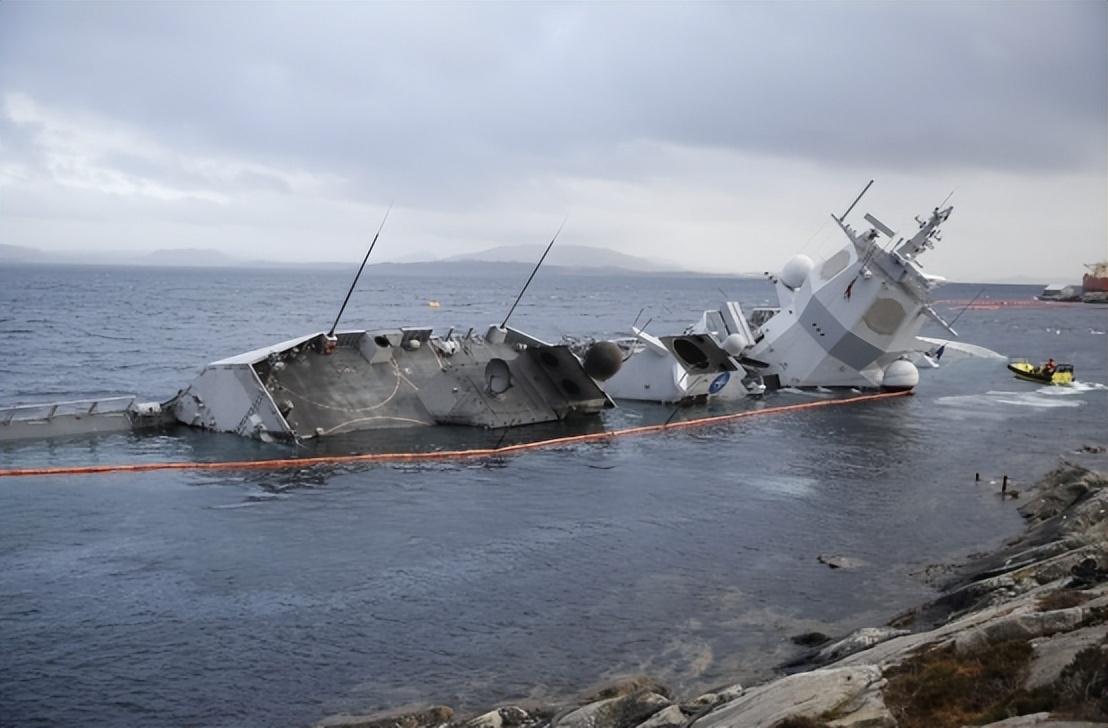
[814,627,911,664]
[552,690,670,728]
[691,666,892,728]
[315,705,455,728]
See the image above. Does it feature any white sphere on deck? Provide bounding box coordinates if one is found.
[721,332,749,355]
[882,359,919,392]
[779,255,814,290]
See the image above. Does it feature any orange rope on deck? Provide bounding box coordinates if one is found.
[0,390,911,479]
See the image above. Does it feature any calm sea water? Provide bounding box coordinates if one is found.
[1,264,1106,727]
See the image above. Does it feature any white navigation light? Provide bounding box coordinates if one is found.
[779,255,814,291]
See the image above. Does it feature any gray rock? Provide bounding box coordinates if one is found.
[1020,544,1108,586]
[1026,624,1108,689]
[978,712,1108,727]
[816,627,910,663]
[834,580,1071,669]
[692,666,892,728]
[466,710,503,728]
[954,606,1086,652]
[714,684,744,703]
[496,707,531,727]
[1018,464,1105,524]
[465,706,534,728]
[683,683,742,714]
[315,706,455,728]
[554,692,670,728]
[687,693,718,710]
[633,705,686,728]
[791,632,831,647]
[580,676,672,702]
[818,554,868,570]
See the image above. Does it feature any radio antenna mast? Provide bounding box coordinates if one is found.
[328,204,392,337]
[500,219,565,329]
[836,179,874,221]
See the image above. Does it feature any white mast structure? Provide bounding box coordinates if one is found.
[745,187,957,391]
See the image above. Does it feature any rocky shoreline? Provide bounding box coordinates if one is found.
[316,460,1108,728]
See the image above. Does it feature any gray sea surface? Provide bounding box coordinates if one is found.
[1,264,1106,727]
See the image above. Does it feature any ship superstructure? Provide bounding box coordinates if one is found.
[745,200,956,390]
[602,184,958,401]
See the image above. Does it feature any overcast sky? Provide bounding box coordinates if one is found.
[1,1,1105,281]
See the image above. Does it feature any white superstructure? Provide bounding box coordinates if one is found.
[747,200,956,390]
[600,186,959,402]
[601,327,757,403]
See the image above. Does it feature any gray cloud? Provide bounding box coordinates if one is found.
[2,2,1103,188]
[0,2,1104,280]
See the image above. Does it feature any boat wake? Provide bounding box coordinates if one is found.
[207,492,292,509]
[1035,381,1108,396]
[936,389,1087,411]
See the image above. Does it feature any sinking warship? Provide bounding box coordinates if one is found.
[603,182,958,401]
[0,221,623,443]
[0,184,964,442]
[171,323,615,442]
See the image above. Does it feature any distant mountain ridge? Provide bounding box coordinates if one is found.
[0,243,250,268]
[142,248,242,266]
[0,243,686,274]
[0,244,51,262]
[445,244,678,272]
[0,243,1049,283]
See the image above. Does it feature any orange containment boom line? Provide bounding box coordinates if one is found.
[0,391,911,479]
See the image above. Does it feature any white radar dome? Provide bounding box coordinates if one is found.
[721,332,749,355]
[881,359,919,392]
[779,255,814,290]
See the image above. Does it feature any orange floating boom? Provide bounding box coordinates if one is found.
[0,391,910,479]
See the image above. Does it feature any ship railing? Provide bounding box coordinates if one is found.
[0,396,137,425]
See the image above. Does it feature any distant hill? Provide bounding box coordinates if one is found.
[0,244,349,269]
[142,248,242,267]
[0,243,695,275]
[445,244,680,272]
[0,244,51,263]
[360,259,696,278]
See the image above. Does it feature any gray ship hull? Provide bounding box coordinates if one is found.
[172,326,614,441]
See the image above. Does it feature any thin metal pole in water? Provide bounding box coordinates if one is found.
[500,219,565,329]
[838,179,874,221]
[947,287,985,330]
[931,287,987,356]
[329,205,392,337]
